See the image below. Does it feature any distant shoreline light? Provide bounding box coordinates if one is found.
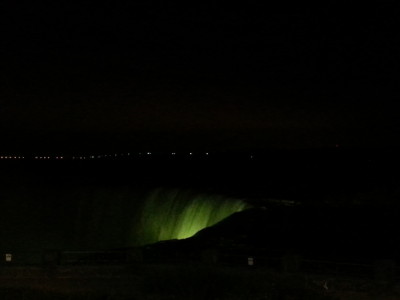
[0,152,218,160]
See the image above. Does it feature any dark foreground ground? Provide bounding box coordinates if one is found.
[1,262,400,300]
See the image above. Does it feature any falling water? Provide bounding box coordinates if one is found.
[0,183,249,250]
[134,188,249,245]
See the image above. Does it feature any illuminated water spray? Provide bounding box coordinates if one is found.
[135,188,249,245]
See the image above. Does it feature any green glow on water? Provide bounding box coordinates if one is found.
[137,188,249,245]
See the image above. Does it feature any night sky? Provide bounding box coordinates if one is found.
[1,3,399,153]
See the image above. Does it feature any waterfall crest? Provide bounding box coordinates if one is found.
[134,188,249,245]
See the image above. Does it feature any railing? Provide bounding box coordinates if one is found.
[1,249,399,282]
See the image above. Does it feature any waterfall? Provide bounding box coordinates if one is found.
[134,188,249,245]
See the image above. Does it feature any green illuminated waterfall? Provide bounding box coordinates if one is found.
[135,188,249,245]
[0,184,250,250]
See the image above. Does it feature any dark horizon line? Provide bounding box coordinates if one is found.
[0,145,399,157]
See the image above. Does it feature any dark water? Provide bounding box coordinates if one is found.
[0,149,399,258]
